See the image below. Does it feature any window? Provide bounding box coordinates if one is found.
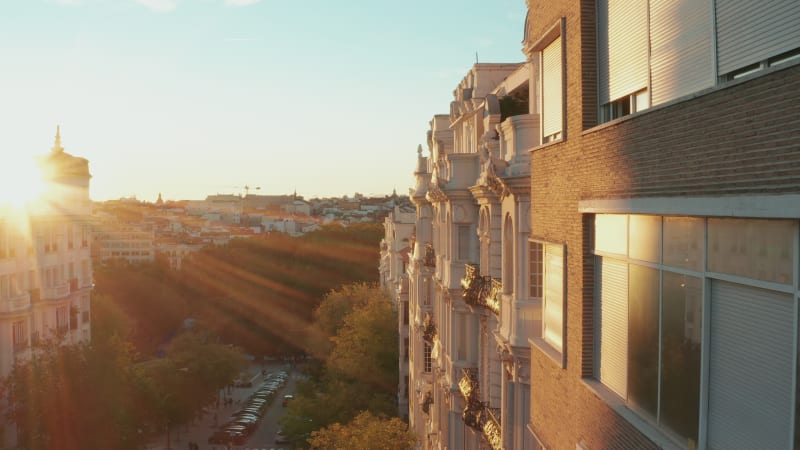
[597,0,649,122]
[424,342,432,373]
[56,306,69,333]
[457,225,472,262]
[12,320,26,351]
[594,214,798,448]
[531,240,565,356]
[541,34,563,142]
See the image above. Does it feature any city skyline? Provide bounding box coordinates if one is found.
[0,0,527,202]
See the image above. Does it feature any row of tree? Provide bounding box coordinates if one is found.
[3,294,248,450]
[92,222,384,358]
[281,283,416,450]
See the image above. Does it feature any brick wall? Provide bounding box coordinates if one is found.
[527,0,800,448]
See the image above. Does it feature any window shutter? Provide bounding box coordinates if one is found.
[596,257,627,398]
[716,0,800,75]
[543,244,564,352]
[541,36,562,139]
[597,0,648,104]
[707,281,794,449]
[649,0,713,105]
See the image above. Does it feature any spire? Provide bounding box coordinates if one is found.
[52,125,64,153]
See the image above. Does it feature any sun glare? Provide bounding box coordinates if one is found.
[0,152,46,209]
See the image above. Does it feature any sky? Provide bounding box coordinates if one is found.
[0,0,528,202]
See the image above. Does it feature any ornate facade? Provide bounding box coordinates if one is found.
[0,128,94,445]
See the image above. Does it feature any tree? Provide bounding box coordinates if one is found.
[4,339,146,450]
[308,411,416,450]
[281,284,399,448]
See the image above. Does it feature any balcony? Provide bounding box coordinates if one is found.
[421,391,433,415]
[422,313,437,343]
[423,244,436,268]
[458,367,480,402]
[485,278,502,316]
[41,282,70,300]
[482,407,503,450]
[462,398,484,431]
[461,264,502,316]
[0,292,31,314]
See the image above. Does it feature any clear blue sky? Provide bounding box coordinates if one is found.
[0,0,527,202]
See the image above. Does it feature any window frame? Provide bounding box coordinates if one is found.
[529,238,566,367]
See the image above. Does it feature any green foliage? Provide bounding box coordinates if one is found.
[308,411,416,450]
[281,283,400,448]
[94,223,383,358]
[4,339,146,450]
[3,328,246,450]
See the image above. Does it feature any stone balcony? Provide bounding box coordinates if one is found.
[482,407,503,450]
[41,282,70,300]
[422,313,437,343]
[0,291,31,314]
[461,264,501,316]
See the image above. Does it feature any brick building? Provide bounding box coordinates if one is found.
[524,0,800,449]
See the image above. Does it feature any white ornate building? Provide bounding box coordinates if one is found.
[404,63,538,450]
[380,204,416,419]
[0,128,93,378]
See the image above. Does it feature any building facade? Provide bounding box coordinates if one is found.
[0,127,93,377]
[401,1,800,449]
[524,1,800,449]
[380,205,416,419]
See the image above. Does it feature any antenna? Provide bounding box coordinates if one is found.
[475,52,479,64]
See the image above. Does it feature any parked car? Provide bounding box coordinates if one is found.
[282,394,294,407]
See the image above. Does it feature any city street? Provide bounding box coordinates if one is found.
[147,361,300,450]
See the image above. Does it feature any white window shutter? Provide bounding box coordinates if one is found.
[541,36,563,139]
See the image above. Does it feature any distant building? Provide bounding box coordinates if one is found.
[92,221,155,264]
[379,205,416,419]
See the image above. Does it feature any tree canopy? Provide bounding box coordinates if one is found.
[308,411,416,450]
[281,283,401,448]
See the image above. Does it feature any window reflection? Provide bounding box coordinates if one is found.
[627,264,659,418]
[661,272,701,447]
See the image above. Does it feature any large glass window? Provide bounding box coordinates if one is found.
[595,214,796,448]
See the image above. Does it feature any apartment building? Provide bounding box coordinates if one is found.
[92,222,155,264]
[523,1,800,449]
[405,62,540,450]
[380,205,416,420]
[0,128,93,378]
[401,1,800,449]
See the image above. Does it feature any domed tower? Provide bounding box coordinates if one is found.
[38,126,92,213]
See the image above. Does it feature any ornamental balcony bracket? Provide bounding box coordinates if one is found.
[421,391,433,415]
[462,399,484,431]
[423,243,436,268]
[485,278,502,316]
[458,367,480,402]
[461,264,489,307]
[422,313,437,343]
[482,407,503,450]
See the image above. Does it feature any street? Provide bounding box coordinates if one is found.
[147,361,301,450]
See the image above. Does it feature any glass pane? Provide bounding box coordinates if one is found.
[663,217,704,271]
[660,272,702,447]
[708,218,794,284]
[596,214,628,255]
[629,215,662,263]
[627,264,659,418]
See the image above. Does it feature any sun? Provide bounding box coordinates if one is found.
[0,151,47,209]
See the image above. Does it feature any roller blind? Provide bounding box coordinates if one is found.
[716,0,800,75]
[543,243,564,352]
[596,257,628,398]
[542,36,563,139]
[597,0,648,104]
[649,0,713,105]
[707,280,794,449]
